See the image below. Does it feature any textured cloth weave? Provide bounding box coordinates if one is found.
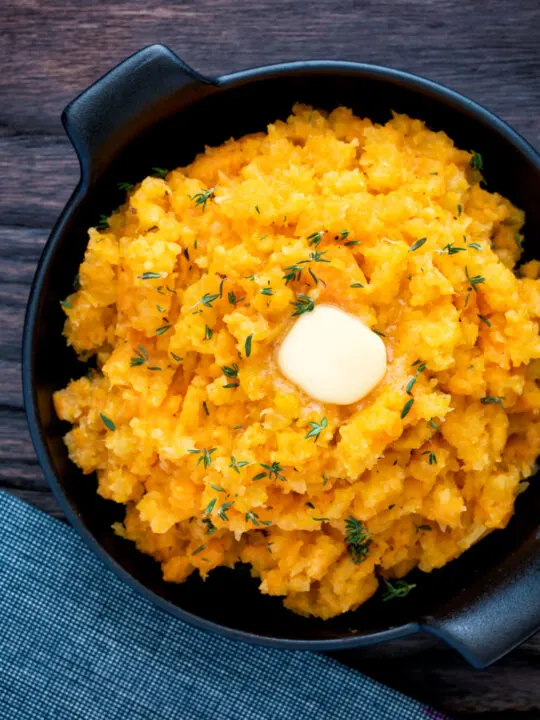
[0,491,449,719]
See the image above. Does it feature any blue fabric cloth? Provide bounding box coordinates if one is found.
[0,491,449,720]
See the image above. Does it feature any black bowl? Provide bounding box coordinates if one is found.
[22,44,540,668]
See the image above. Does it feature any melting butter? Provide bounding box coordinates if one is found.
[277,304,387,405]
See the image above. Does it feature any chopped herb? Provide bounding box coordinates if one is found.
[308,267,320,286]
[260,287,274,296]
[481,396,505,406]
[410,237,427,252]
[137,272,162,280]
[204,498,217,515]
[416,524,432,532]
[338,230,350,241]
[313,517,329,522]
[183,248,190,261]
[217,501,234,521]
[307,231,324,247]
[440,242,466,255]
[470,152,483,171]
[406,362,426,394]
[350,283,365,289]
[157,286,165,295]
[228,291,244,305]
[468,243,482,251]
[428,419,440,432]
[382,579,416,601]
[291,294,315,316]
[222,364,239,379]
[245,274,256,281]
[155,325,171,336]
[411,359,422,367]
[245,511,271,527]
[189,186,215,211]
[267,543,273,553]
[255,205,260,214]
[189,447,217,468]
[344,240,361,246]
[252,472,267,482]
[260,462,287,482]
[210,483,226,493]
[152,167,169,178]
[229,457,249,474]
[305,417,328,441]
[147,366,162,371]
[118,182,134,191]
[232,425,243,430]
[200,292,220,308]
[283,264,303,284]
[478,314,491,327]
[373,329,386,337]
[401,398,415,419]
[96,214,109,231]
[203,518,216,535]
[191,544,207,556]
[245,335,253,358]
[99,413,116,431]
[223,383,239,389]
[422,450,437,465]
[322,474,329,486]
[72,274,81,291]
[147,225,159,232]
[60,300,73,310]
[204,325,213,341]
[166,286,176,295]
[305,502,315,509]
[465,266,485,292]
[202,401,210,416]
[514,233,523,250]
[156,305,166,314]
[457,204,462,216]
[307,250,330,263]
[345,517,372,564]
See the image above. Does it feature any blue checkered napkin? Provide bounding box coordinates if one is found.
[0,491,449,720]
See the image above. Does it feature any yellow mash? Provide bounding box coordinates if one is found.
[54,106,540,618]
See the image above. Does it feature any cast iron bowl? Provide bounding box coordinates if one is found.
[22,44,540,668]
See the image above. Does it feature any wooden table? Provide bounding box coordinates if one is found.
[1,1,539,717]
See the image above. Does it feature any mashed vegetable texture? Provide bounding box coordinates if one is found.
[54,106,540,618]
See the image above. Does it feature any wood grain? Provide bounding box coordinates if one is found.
[1,0,539,716]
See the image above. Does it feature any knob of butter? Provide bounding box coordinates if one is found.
[277,304,387,405]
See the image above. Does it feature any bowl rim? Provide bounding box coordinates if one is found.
[22,55,540,651]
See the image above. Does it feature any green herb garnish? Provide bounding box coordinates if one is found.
[260,287,274,296]
[350,283,364,289]
[228,291,244,305]
[245,511,271,527]
[307,231,324,247]
[202,401,210,416]
[428,419,440,432]
[440,242,466,255]
[478,314,491,327]
[260,462,287,482]
[204,325,213,340]
[137,272,162,280]
[190,186,215,211]
[217,501,234,521]
[189,447,217,468]
[204,498,217,515]
[422,450,437,465]
[245,335,253,358]
[345,517,372,564]
[99,413,116,431]
[60,300,73,310]
[305,417,328,441]
[152,167,169,178]
[291,294,315,316]
[382,579,416,601]
[222,364,239,379]
[118,182,135,191]
[481,396,505,406]
[229,457,249,474]
[401,398,415,419]
[410,237,427,252]
[96,214,109,231]
[470,152,483,171]
[465,266,485,293]
[468,243,482,251]
[191,544,207,556]
[155,325,171,336]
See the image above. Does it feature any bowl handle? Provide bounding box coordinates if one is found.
[62,44,213,181]
[421,539,540,667]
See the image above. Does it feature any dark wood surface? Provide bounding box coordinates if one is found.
[1,1,539,717]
